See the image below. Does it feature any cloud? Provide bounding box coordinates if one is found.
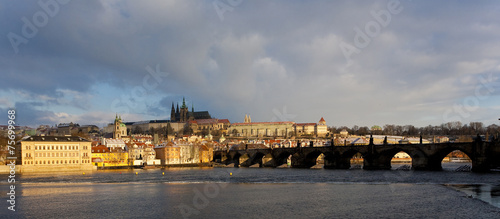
[2,0,500,128]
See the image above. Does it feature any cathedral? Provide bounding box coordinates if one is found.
[170,97,212,122]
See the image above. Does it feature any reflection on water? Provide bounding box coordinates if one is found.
[448,184,500,208]
[21,183,95,197]
[1,166,500,218]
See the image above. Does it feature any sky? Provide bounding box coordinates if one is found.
[1,0,500,128]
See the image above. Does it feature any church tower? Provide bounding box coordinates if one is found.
[171,102,176,122]
[113,114,127,139]
[244,114,252,123]
[180,97,189,122]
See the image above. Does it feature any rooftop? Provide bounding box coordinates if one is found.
[231,121,295,126]
[22,136,90,142]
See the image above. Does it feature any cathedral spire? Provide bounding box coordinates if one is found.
[182,97,187,109]
[191,103,194,113]
[171,102,176,121]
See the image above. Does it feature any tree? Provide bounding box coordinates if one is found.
[201,127,209,136]
[132,126,143,134]
[165,123,174,136]
[486,124,500,137]
[357,126,370,136]
[383,124,395,135]
[351,125,359,135]
[183,124,193,135]
[469,122,484,134]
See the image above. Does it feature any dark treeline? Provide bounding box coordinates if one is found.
[329,121,500,137]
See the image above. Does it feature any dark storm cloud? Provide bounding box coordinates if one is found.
[1,0,500,127]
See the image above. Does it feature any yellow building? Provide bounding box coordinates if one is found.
[154,142,181,165]
[199,144,213,163]
[229,121,295,137]
[18,136,93,172]
[91,145,129,167]
[295,117,328,137]
[188,119,231,135]
[229,115,328,138]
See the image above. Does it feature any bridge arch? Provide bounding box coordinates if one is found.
[213,153,222,163]
[340,149,366,169]
[274,151,293,167]
[261,153,274,167]
[431,147,473,171]
[249,152,266,167]
[229,152,242,167]
[377,149,414,170]
[302,150,330,168]
[238,153,253,167]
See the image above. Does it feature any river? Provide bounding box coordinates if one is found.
[1,163,500,218]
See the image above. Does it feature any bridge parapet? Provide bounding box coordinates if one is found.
[213,141,498,172]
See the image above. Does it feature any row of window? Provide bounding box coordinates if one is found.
[34,152,79,158]
[31,145,80,150]
[23,159,90,165]
[167,153,180,156]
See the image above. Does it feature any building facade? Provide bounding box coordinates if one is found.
[18,136,93,172]
[188,118,231,135]
[154,143,181,165]
[91,145,129,167]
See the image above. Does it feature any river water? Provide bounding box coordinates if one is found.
[1,163,500,218]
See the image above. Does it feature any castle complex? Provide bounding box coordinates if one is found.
[228,115,328,138]
[170,97,211,122]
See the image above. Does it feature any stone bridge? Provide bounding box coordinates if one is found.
[213,138,500,172]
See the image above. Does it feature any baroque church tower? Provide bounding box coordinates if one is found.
[113,114,127,139]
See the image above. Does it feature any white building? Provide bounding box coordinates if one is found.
[179,143,200,164]
[104,138,126,150]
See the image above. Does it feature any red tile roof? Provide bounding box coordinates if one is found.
[218,119,230,123]
[92,145,110,153]
[231,121,295,126]
[295,123,316,126]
